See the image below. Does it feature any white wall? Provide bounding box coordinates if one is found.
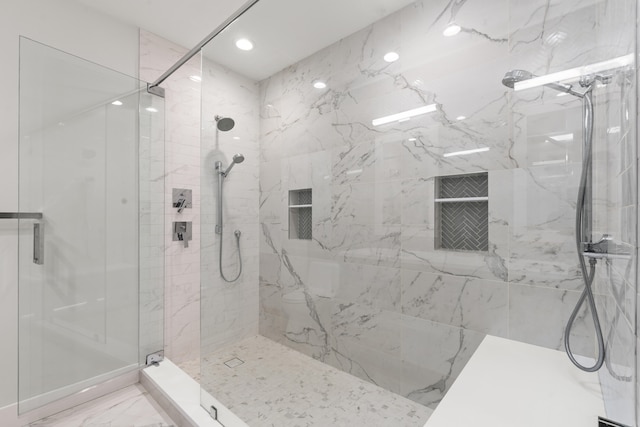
[0,0,139,410]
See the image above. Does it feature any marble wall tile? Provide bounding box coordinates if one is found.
[331,302,402,357]
[400,315,485,408]
[332,181,402,226]
[258,0,637,417]
[336,263,401,312]
[140,30,203,365]
[199,51,261,360]
[402,271,508,336]
[509,284,595,356]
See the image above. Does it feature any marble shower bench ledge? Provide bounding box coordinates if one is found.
[424,335,605,427]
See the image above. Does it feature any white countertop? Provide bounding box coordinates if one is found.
[424,335,605,427]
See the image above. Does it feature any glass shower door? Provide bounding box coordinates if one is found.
[18,37,145,414]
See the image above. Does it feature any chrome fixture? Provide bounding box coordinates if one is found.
[502,69,580,96]
[215,115,236,132]
[175,199,187,213]
[173,221,192,248]
[502,69,612,372]
[1,212,44,264]
[145,350,164,367]
[172,188,192,213]
[215,155,245,282]
[220,153,244,177]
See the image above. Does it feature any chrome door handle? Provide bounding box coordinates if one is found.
[0,213,44,265]
[33,222,44,265]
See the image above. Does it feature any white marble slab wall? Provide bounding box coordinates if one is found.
[140,30,202,365]
[258,0,636,412]
[200,56,260,358]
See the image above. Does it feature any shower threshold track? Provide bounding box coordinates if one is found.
[180,335,433,426]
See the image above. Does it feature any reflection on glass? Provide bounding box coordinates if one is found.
[17,37,164,413]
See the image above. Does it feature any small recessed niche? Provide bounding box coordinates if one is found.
[289,189,312,240]
[435,172,488,252]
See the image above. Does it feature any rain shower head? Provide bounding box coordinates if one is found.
[501,69,581,97]
[221,153,245,177]
[501,69,534,89]
[215,115,235,131]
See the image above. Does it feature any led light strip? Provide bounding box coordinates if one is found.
[514,54,633,91]
[371,104,437,126]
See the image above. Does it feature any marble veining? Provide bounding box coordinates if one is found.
[199,335,432,426]
[29,384,175,427]
[258,0,637,419]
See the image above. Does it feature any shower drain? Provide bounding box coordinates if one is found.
[223,357,245,368]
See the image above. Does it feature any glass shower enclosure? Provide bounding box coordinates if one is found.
[17,37,165,415]
[197,0,638,425]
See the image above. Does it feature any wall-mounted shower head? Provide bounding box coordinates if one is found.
[502,69,581,97]
[221,153,245,177]
[215,115,235,131]
[501,69,534,89]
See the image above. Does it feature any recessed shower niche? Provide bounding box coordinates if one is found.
[288,188,312,240]
[435,172,489,252]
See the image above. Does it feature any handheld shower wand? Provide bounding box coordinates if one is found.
[502,69,609,372]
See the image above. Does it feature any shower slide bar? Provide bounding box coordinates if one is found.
[0,212,44,264]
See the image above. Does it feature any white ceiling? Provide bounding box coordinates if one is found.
[74,0,416,80]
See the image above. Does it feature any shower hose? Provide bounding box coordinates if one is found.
[217,172,242,282]
[564,89,605,372]
[219,228,242,283]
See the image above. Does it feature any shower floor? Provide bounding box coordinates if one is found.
[180,335,432,427]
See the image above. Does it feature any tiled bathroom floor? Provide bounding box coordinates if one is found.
[29,384,176,427]
[182,335,433,427]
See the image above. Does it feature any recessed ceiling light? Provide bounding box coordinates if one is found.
[383,52,399,63]
[145,107,158,113]
[456,115,466,121]
[111,100,123,106]
[233,136,240,140]
[443,23,461,37]
[236,38,254,51]
[189,75,202,82]
[313,81,327,89]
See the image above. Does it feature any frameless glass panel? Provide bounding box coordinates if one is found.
[138,91,166,366]
[17,37,162,414]
[199,0,636,425]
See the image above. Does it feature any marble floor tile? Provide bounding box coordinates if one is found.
[200,335,433,426]
[29,384,176,427]
[178,357,201,383]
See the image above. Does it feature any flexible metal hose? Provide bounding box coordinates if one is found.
[219,228,242,283]
[217,164,242,283]
[564,88,605,372]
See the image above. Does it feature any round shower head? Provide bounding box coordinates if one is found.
[232,153,245,163]
[502,69,534,88]
[215,115,235,131]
